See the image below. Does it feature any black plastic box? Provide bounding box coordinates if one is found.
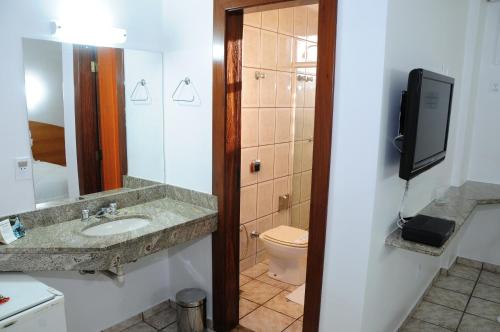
[402,214,455,248]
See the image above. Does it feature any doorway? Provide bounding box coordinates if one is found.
[73,45,128,195]
[212,1,337,331]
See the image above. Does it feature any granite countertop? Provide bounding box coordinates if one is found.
[385,181,500,256]
[0,184,218,271]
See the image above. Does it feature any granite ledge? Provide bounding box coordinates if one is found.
[385,181,500,256]
[0,188,218,271]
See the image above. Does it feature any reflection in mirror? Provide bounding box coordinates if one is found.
[22,38,165,208]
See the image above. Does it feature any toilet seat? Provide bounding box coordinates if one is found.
[260,226,308,248]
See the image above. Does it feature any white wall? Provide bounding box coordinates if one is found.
[124,49,165,183]
[459,205,500,266]
[0,2,216,332]
[61,43,80,199]
[318,0,389,330]
[23,39,65,127]
[467,2,500,184]
[360,1,480,331]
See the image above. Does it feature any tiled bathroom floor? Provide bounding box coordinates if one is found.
[239,261,304,332]
[401,258,500,331]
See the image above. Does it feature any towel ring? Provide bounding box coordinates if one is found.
[172,77,195,102]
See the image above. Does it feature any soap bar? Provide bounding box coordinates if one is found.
[0,219,17,244]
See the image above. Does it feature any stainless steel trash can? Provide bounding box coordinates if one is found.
[176,288,207,332]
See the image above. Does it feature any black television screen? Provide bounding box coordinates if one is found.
[399,69,454,180]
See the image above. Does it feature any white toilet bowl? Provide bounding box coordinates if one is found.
[259,225,308,285]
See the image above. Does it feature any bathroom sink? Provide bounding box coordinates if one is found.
[82,216,151,237]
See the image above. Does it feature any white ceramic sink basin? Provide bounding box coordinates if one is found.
[82,216,151,237]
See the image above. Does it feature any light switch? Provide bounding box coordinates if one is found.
[15,158,32,180]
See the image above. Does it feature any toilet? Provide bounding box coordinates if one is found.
[259,225,308,285]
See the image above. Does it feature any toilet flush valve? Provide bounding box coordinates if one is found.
[250,231,260,239]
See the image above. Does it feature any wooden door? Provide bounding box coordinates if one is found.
[73,45,102,195]
[96,47,127,191]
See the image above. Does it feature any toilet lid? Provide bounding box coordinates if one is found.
[261,226,308,248]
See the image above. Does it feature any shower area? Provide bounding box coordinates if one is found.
[238,3,318,330]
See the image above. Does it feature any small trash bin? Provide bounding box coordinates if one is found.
[176,288,207,332]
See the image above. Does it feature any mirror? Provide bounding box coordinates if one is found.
[22,38,165,208]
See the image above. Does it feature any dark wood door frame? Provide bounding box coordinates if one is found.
[212,1,338,331]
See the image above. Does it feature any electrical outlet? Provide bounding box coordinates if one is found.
[15,158,32,180]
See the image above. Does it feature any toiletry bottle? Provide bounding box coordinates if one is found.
[9,216,25,239]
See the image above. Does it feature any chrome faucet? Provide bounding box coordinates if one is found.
[96,202,118,218]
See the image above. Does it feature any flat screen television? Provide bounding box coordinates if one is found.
[398,69,455,180]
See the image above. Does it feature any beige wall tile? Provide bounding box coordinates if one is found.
[273,210,290,227]
[275,108,292,143]
[241,147,258,187]
[243,26,261,68]
[303,107,315,140]
[261,30,278,70]
[306,5,319,42]
[304,79,316,108]
[257,145,275,183]
[259,70,277,107]
[293,38,307,72]
[277,34,293,72]
[292,173,301,205]
[240,255,256,271]
[276,71,292,107]
[300,201,310,230]
[306,42,317,75]
[293,141,303,174]
[278,8,294,36]
[240,185,257,224]
[258,108,276,145]
[257,180,274,218]
[273,176,290,212]
[257,215,273,250]
[242,108,259,148]
[300,170,312,202]
[242,67,259,107]
[293,6,308,39]
[240,220,257,259]
[294,79,305,107]
[244,12,261,28]
[274,143,290,178]
[293,108,304,141]
[288,143,295,175]
[291,205,300,228]
[302,140,313,171]
[261,10,278,32]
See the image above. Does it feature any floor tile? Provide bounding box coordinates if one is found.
[434,275,476,295]
[424,286,469,311]
[240,298,259,319]
[241,280,283,304]
[479,270,500,288]
[458,314,500,332]
[298,316,303,322]
[231,326,254,332]
[239,306,295,332]
[283,320,302,332]
[240,274,252,287]
[103,314,142,332]
[466,297,500,322]
[264,291,304,319]
[242,263,269,278]
[257,274,292,290]
[412,301,462,331]
[448,264,480,281]
[143,301,171,319]
[473,283,500,304]
[401,318,454,332]
[484,263,500,274]
[143,307,176,330]
[122,322,156,332]
[457,257,483,270]
[160,323,178,332]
